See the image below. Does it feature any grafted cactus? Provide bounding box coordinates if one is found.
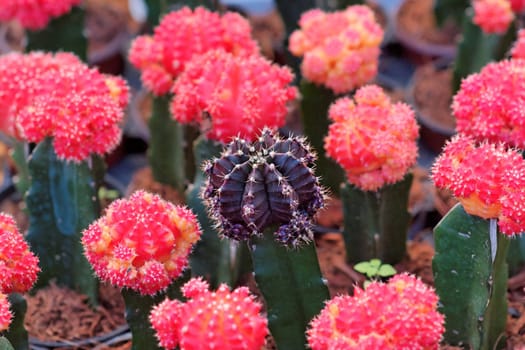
[202,128,329,349]
[203,128,324,247]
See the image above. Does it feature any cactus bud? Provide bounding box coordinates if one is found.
[0,0,81,30]
[202,128,324,246]
[0,293,11,332]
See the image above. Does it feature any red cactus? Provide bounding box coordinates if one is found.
[289,5,383,94]
[324,85,418,191]
[473,0,514,34]
[128,7,259,95]
[0,0,81,30]
[432,135,525,235]
[150,277,268,350]
[82,191,202,295]
[307,273,444,350]
[171,50,296,143]
[0,293,11,332]
[0,213,40,294]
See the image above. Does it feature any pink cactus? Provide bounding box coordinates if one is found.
[289,5,383,94]
[170,50,296,143]
[511,29,525,59]
[432,135,525,235]
[82,191,202,295]
[473,0,514,34]
[0,0,81,30]
[307,273,444,350]
[0,293,11,332]
[324,85,418,191]
[150,277,268,350]
[0,213,40,294]
[452,59,525,148]
[129,7,259,95]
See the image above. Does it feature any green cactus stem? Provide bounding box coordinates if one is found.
[433,0,469,27]
[3,294,28,350]
[25,137,98,303]
[0,337,14,350]
[10,141,30,197]
[148,95,185,194]
[26,6,86,60]
[300,81,345,196]
[249,228,329,350]
[433,204,508,349]
[145,0,216,26]
[187,136,236,288]
[122,270,190,350]
[453,10,516,92]
[341,174,413,265]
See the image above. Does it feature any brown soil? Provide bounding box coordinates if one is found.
[396,0,458,45]
[412,63,455,131]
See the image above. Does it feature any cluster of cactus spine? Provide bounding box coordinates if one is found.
[202,127,324,247]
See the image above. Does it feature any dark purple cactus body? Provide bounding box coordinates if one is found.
[202,128,324,246]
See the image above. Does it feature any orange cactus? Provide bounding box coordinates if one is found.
[307,273,444,350]
[289,5,383,94]
[150,277,268,350]
[0,0,81,30]
[324,85,418,191]
[82,191,202,295]
[170,50,296,143]
[432,135,525,235]
[129,7,259,95]
[0,213,40,294]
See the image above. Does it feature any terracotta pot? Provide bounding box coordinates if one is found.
[407,61,455,154]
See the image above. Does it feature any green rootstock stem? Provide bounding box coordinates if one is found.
[26,6,86,59]
[25,138,98,303]
[148,95,185,194]
[249,228,329,350]
[4,294,28,350]
[0,337,14,350]
[10,141,30,198]
[433,204,508,349]
[121,270,190,350]
[341,174,412,265]
[300,80,344,196]
[145,0,216,26]
[187,137,239,288]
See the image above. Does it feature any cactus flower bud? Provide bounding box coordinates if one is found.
[0,0,81,30]
[511,29,525,59]
[307,273,445,350]
[0,213,40,294]
[170,49,296,143]
[129,7,259,95]
[432,135,525,235]
[324,85,419,191]
[453,59,525,148]
[0,293,11,332]
[289,5,383,94]
[202,128,324,246]
[473,0,514,34]
[150,277,268,350]
[82,191,202,295]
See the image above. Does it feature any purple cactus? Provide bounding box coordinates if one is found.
[202,128,325,246]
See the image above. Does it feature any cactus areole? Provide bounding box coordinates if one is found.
[202,128,324,246]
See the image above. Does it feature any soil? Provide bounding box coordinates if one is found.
[396,0,458,46]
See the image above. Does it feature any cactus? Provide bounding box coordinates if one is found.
[202,128,329,349]
[26,6,86,60]
[187,136,236,287]
[122,271,190,350]
[300,81,345,195]
[148,96,186,194]
[3,294,27,350]
[341,174,413,265]
[25,138,98,302]
[433,204,508,349]
[0,337,14,350]
[434,0,469,26]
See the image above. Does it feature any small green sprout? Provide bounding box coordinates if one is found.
[354,259,396,287]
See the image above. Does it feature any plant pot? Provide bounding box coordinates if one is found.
[407,61,455,155]
[394,0,459,62]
